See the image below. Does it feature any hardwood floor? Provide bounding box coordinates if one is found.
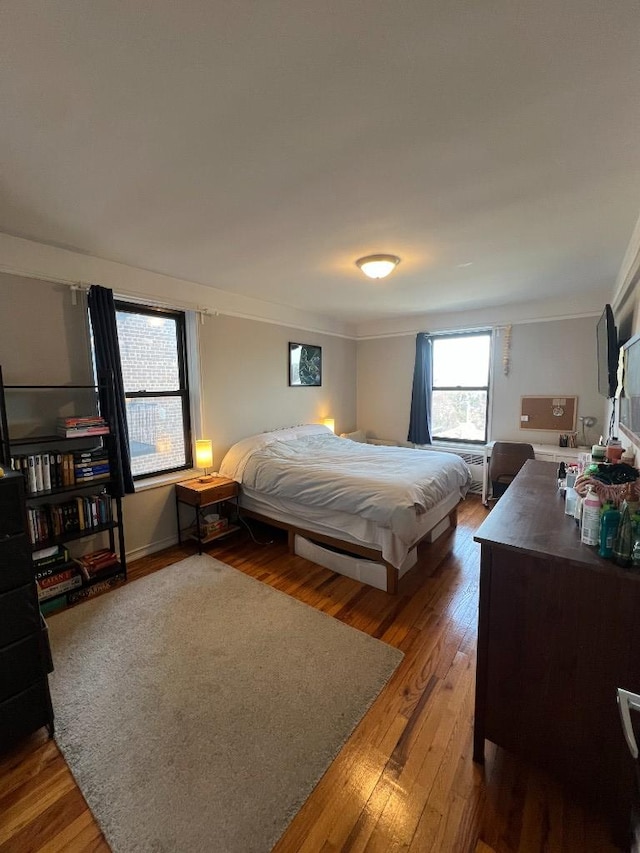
[0,496,622,852]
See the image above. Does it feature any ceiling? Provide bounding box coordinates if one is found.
[1,1,639,325]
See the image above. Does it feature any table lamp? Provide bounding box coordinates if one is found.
[195,439,214,482]
[322,418,335,433]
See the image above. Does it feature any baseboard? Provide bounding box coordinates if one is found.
[126,535,178,563]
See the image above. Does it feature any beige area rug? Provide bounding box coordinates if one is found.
[47,554,403,852]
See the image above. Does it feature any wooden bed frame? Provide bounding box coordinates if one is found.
[239,502,459,594]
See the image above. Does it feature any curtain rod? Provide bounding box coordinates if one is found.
[0,265,214,318]
[68,282,214,319]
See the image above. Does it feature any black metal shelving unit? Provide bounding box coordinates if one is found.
[0,366,127,612]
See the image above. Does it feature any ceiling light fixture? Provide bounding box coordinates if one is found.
[355,254,401,279]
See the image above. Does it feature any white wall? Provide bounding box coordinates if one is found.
[357,316,606,448]
[492,318,606,446]
[199,314,356,468]
[356,336,415,441]
[0,272,356,558]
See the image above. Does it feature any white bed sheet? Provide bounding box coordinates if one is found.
[220,426,471,568]
[222,432,470,534]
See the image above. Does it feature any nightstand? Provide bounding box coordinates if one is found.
[175,476,240,554]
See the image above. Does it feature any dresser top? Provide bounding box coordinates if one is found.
[474,459,638,577]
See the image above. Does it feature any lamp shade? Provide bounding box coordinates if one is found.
[322,418,335,433]
[355,254,401,279]
[195,439,213,471]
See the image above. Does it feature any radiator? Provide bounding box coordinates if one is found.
[417,446,484,493]
[367,439,485,495]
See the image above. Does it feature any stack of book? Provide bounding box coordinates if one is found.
[33,544,82,602]
[74,447,110,483]
[57,416,109,438]
[74,548,121,582]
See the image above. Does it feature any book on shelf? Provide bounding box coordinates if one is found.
[57,428,110,438]
[36,571,82,601]
[27,456,37,494]
[74,548,120,581]
[42,453,51,490]
[67,572,125,604]
[33,543,66,562]
[35,561,75,581]
[51,453,61,488]
[34,454,44,492]
[73,445,108,459]
[74,473,110,483]
[38,566,78,589]
[33,544,69,572]
[74,462,109,473]
[57,422,109,438]
[58,416,106,427]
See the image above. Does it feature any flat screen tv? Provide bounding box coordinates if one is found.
[597,304,618,398]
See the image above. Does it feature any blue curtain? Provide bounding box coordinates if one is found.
[407,333,433,445]
[87,285,135,496]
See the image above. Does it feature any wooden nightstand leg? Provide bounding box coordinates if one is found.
[195,506,203,554]
[175,491,182,546]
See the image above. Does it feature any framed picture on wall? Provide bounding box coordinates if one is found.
[289,342,322,386]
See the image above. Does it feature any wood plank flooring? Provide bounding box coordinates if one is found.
[0,496,622,852]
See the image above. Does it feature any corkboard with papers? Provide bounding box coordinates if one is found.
[520,396,577,432]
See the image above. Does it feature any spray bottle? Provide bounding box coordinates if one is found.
[581,486,601,546]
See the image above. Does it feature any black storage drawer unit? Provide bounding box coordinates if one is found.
[0,630,50,701]
[0,534,31,593]
[0,678,54,752]
[0,471,54,750]
[0,583,41,647]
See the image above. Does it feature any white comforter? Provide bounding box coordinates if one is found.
[220,429,471,542]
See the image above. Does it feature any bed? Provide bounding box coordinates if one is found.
[219,424,472,593]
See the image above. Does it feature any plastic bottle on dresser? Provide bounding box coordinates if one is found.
[581,486,601,546]
[599,504,621,558]
[632,514,640,569]
[614,499,635,567]
[605,437,623,463]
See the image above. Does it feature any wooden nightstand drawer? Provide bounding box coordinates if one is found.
[175,477,238,507]
[198,481,238,504]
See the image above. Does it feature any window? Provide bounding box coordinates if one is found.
[431,332,491,444]
[114,302,192,478]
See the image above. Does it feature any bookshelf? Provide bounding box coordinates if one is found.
[0,366,127,613]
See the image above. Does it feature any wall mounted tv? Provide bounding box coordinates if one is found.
[619,332,640,447]
[597,304,619,399]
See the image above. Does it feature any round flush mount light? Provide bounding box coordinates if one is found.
[355,254,401,279]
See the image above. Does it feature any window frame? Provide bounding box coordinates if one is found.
[114,300,193,480]
[430,330,492,446]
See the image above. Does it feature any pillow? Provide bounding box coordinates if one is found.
[219,423,332,480]
[340,429,367,443]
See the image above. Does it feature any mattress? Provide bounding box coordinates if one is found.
[220,425,472,568]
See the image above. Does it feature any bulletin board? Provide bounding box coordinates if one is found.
[520,396,577,432]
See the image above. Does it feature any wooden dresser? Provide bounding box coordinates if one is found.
[474,459,640,846]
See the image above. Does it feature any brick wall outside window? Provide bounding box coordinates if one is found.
[117,312,187,475]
